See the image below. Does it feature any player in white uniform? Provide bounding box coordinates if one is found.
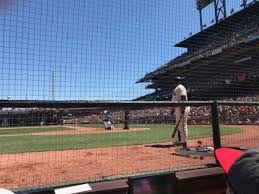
[103,110,113,130]
[172,78,190,149]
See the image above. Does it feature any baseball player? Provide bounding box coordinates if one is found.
[171,77,190,149]
[103,110,113,130]
[40,118,45,126]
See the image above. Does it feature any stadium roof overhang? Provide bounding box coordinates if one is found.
[135,75,259,101]
[136,1,259,100]
[137,37,259,100]
[144,37,259,83]
[175,1,259,48]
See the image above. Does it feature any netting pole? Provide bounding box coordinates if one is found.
[211,101,221,149]
[123,111,129,130]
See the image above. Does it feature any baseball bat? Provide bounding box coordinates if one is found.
[172,112,184,138]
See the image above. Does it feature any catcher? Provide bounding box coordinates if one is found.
[171,77,190,149]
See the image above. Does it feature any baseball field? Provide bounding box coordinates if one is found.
[0,124,258,190]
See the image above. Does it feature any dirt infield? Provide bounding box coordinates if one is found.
[0,125,258,190]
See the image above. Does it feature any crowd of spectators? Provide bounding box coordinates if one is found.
[2,95,259,126]
[63,96,259,125]
[189,96,259,124]
[63,109,173,125]
[218,96,259,124]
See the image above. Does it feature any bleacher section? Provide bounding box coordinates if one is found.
[136,2,259,101]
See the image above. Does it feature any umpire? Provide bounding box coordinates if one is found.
[103,110,112,130]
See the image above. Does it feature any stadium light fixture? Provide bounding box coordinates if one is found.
[7,96,13,100]
[240,0,247,7]
[197,0,227,30]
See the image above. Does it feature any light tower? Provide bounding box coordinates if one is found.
[241,0,247,8]
[196,0,227,31]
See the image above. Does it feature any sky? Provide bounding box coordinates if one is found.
[0,0,249,100]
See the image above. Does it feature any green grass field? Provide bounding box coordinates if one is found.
[0,124,241,154]
[0,126,71,135]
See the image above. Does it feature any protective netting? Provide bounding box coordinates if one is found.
[219,104,259,149]
[0,0,259,191]
[1,1,258,101]
[0,105,216,190]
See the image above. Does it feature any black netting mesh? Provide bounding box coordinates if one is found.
[0,0,258,191]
